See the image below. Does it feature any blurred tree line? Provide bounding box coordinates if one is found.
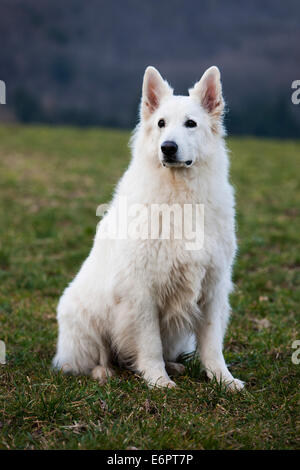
[0,0,299,137]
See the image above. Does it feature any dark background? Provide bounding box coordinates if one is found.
[0,0,299,136]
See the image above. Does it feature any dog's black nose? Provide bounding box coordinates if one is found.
[161,141,178,157]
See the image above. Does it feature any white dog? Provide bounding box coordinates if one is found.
[53,65,244,391]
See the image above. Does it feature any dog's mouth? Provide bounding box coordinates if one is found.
[162,160,193,168]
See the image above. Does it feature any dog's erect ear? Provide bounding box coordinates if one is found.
[189,66,224,119]
[142,66,172,119]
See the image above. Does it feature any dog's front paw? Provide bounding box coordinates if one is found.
[149,376,176,389]
[92,365,115,384]
[225,377,245,392]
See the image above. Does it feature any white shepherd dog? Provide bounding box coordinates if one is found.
[53,66,244,391]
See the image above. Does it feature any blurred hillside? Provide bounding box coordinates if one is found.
[0,0,299,136]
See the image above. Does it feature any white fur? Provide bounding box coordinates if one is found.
[53,66,244,391]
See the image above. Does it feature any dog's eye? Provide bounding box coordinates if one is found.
[185,119,197,128]
[158,119,165,128]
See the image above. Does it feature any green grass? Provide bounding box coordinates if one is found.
[0,125,299,450]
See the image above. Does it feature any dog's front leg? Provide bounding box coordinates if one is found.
[196,281,244,391]
[134,298,176,388]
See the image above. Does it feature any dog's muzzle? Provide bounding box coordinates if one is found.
[161,141,193,168]
[161,141,179,166]
[161,141,178,159]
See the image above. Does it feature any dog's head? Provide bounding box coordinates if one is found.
[140,66,225,169]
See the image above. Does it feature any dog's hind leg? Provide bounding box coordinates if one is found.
[165,362,186,376]
[53,301,115,383]
[162,328,194,377]
[91,333,116,384]
[53,331,115,383]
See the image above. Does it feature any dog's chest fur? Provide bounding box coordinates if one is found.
[113,151,235,330]
[129,183,227,321]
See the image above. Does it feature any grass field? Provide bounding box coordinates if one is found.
[0,125,299,450]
